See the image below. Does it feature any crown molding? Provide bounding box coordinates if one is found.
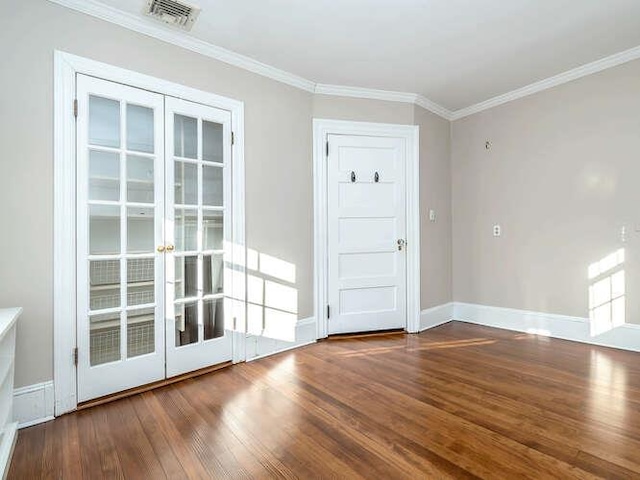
[450,44,640,120]
[47,0,316,92]
[48,0,640,122]
[47,0,453,119]
[314,83,418,104]
[314,84,453,120]
[415,95,454,120]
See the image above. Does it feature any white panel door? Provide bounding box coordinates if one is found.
[164,97,233,377]
[327,134,407,334]
[77,75,166,401]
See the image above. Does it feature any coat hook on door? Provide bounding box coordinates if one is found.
[351,171,356,183]
[374,172,379,183]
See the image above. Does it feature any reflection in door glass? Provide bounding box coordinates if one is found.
[175,302,198,346]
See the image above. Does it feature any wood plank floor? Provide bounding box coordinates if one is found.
[9,321,640,479]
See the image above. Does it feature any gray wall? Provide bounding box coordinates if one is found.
[0,1,452,388]
[415,106,452,309]
[452,58,640,321]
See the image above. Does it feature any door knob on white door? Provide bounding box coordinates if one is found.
[397,239,406,251]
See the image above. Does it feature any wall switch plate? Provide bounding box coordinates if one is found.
[429,209,436,222]
[493,224,501,237]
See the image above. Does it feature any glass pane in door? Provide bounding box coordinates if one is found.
[89,150,120,201]
[89,205,120,255]
[174,114,197,158]
[203,121,223,163]
[171,112,226,350]
[83,85,162,383]
[203,298,224,340]
[127,104,154,153]
[127,308,155,358]
[89,96,120,148]
[127,155,154,203]
[175,302,198,346]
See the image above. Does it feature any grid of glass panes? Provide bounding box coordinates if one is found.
[173,114,225,347]
[87,95,158,365]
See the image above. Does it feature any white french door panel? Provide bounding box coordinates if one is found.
[164,97,233,377]
[76,74,166,402]
[327,134,407,335]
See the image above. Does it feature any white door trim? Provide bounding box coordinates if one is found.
[313,119,420,339]
[54,51,246,416]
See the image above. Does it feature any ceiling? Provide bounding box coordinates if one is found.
[83,0,640,111]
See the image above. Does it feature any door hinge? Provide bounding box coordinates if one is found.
[73,347,78,366]
[231,131,235,145]
[73,99,78,118]
[326,141,329,157]
[327,305,330,319]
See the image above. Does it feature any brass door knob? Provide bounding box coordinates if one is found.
[166,245,175,252]
[157,245,166,253]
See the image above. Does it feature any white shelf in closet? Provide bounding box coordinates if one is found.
[90,280,155,292]
[0,307,20,480]
[90,314,155,331]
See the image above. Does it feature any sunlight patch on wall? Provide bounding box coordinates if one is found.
[246,248,299,342]
[588,249,625,336]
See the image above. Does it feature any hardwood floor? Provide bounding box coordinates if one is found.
[9,321,640,479]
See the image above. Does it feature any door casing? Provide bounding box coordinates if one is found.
[313,119,420,339]
[54,51,245,416]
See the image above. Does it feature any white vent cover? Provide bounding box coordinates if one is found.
[145,0,201,31]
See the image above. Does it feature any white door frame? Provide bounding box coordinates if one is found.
[53,51,246,416]
[313,119,420,339]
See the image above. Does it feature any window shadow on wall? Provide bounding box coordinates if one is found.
[588,248,626,336]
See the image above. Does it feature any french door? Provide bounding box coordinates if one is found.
[327,134,407,335]
[76,75,234,402]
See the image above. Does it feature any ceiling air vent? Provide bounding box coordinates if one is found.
[145,0,201,31]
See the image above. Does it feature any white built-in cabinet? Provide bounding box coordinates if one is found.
[0,307,20,479]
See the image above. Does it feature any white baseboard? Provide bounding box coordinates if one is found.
[419,302,454,331]
[13,381,55,429]
[246,317,317,361]
[454,302,640,352]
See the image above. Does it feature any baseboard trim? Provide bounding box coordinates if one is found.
[13,381,55,429]
[454,302,640,352]
[246,317,317,361]
[419,302,454,332]
[247,340,316,362]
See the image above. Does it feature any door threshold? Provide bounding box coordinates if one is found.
[326,329,406,340]
[77,361,233,411]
